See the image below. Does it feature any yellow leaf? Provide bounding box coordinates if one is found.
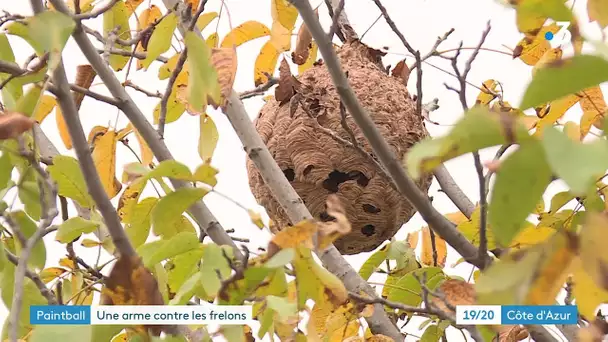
[563,121,580,141]
[513,24,559,66]
[406,231,419,249]
[125,0,144,16]
[55,107,72,149]
[33,95,56,123]
[532,47,562,75]
[248,210,264,229]
[87,125,109,144]
[91,129,122,199]
[158,53,180,80]
[271,0,298,31]
[524,232,577,305]
[457,206,555,250]
[210,47,237,103]
[580,110,603,140]
[206,33,219,48]
[420,226,447,267]
[81,239,101,248]
[117,179,146,222]
[588,0,608,29]
[254,41,280,86]
[135,5,162,70]
[196,12,218,31]
[328,319,359,342]
[220,20,271,48]
[104,1,132,71]
[153,79,186,124]
[298,41,317,74]
[572,257,608,318]
[270,22,292,52]
[198,114,219,162]
[515,5,547,36]
[135,128,153,165]
[579,213,608,292]
[184,0,200,14]
[39,267,67,283]
[59,257,75,269]
[534,94,582,136]
[580,86,606,126]
[270,221,316,251]
[475,79,498,107]
[141,12,178,70]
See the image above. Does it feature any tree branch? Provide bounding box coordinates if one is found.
[289,0,491,269]
[5,250,57,305]
[49,0,243,260]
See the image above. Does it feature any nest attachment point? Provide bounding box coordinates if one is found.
[247,40,432,255]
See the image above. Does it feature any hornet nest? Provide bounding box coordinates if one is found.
[247,40,432,254]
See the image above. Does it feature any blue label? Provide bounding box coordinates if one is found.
[30,306,91,325]
[501,305,578,325]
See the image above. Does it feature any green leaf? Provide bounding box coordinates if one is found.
[475,245,545,305]
[125,197,157,248]
[0,34,22,110]
[184,31,221,113]
[91,325,125,342]
[139,231,200,267]
[405,108,531,179]
[221,325,245,342]
[10,211,46,270]
[153,90,186,125]
[55,217,99,243]
[358,243,389,281]
[103,1,131,71]
[264,248,294,268]
[30,325,91,342]
[141,13,178,69]
[47,156,94,208]
[0,263,46,338]
[489,140,552,246]
[387,267,444,308]
[266,295,297,321]
[28,11,76,72]
[170,269,202,306]
[200,244,232,296]
[18,181,41,220]
[15,85,42,117]
[542,127,608,194]
[420,325,442,342]
[549,191,575,213]
[193,163,218,187]
[0,154,13,190]
[151,187,208,238]
[167,248,204,293]
[199,115,219,162]
[520,55,608,109]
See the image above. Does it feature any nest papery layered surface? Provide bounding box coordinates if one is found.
[247,40,432,254]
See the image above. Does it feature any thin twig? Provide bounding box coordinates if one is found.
[123,80,162,98]
[158,48,187,137]
[73,0,120,20]
[238,77,279,100]
[5,251,57,305]
[327,0,344,40]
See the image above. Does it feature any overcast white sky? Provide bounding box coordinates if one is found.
[1,0,606,341]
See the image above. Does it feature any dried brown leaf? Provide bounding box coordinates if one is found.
[496,325,529,342]
[210,47,238,105]
[432,279,476,315]
[73,64,96,108]
[292,20,313,65]
[391,59,410,85]
[318,195,352,249]
[275,58,301,104]
[0,111,35,140]
[101,256,165,335]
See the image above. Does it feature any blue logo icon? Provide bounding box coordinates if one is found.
[545,31,554,41]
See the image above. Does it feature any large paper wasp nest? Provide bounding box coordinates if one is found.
[247,40,432,254]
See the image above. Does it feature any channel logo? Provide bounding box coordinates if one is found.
[545,21,572,48]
